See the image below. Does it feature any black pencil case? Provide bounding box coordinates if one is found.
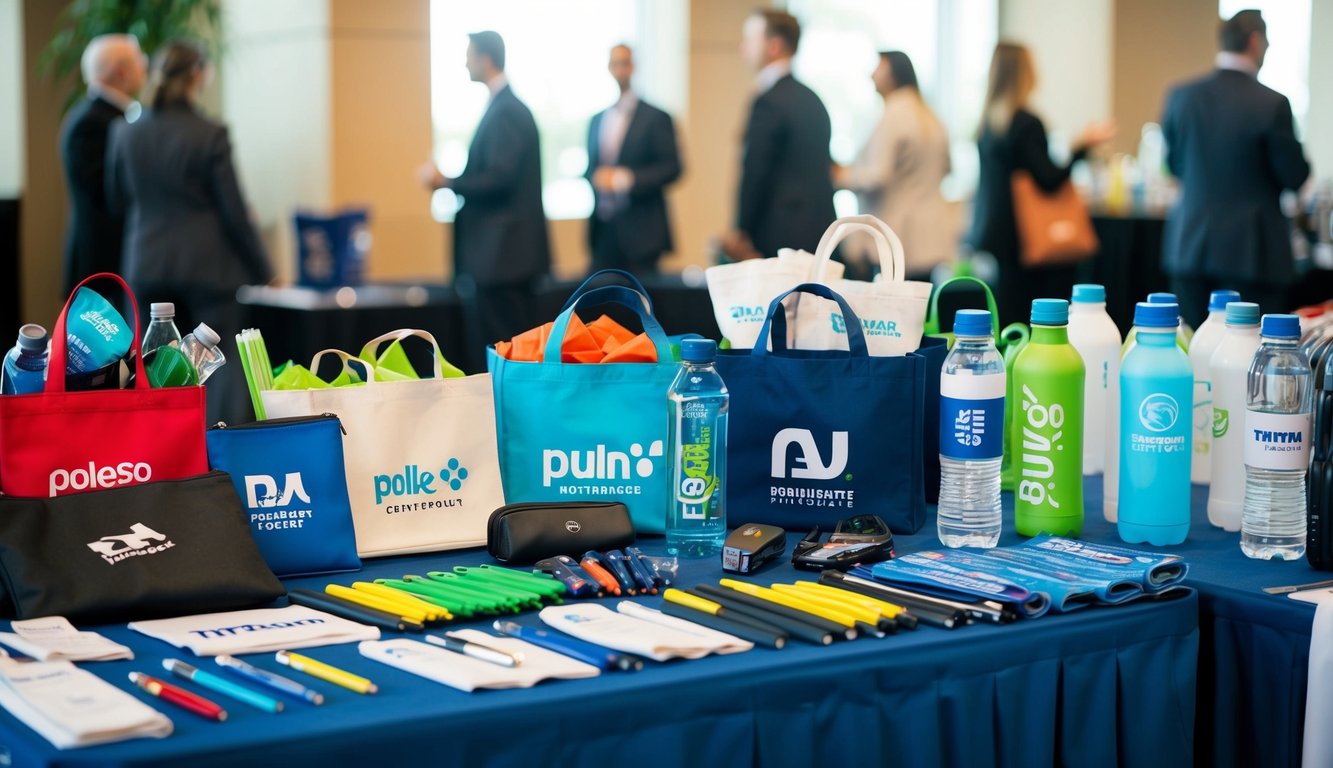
[487,501,635,563]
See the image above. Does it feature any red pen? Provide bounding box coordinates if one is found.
[129,671,228,721]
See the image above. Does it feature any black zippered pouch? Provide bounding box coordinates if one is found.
[487,501,635,563]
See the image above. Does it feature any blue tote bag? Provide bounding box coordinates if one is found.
[488,273,678,533]
[716,283,944,534]
[206,414,361,577]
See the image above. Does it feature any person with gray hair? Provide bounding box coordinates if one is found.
[59,33,146,293]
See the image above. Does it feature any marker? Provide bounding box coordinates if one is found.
[288,588,423,633]
[275,650,378,694]
[351,581,452,622]
[658,601,787,649]
[680,587,835,645]
[215,655,324,706]
[719,579,858,628]
[784,580,916,628]
[163,658,283,713]
[820,571,961,629]
[588,550,637,596]
[129,672,227,721]
[326,583,432,624]
[425,632,523,667]
[617,550,659,595]
[492,620,644,672]
[770,584,896,633]
[579,557,622,596]
[693,583,855,640]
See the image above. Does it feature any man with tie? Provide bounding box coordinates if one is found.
[419,31,550,368]
[59,34,147,293]
[585,44,682,276]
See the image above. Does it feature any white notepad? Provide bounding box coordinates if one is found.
[615,602,752,655]
[540,603,751,661]
[358,632,599,692]
[129,605,379,656]
[0,659,171,749]
[0,617,133,662]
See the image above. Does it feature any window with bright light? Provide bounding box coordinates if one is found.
[428,0,686,222]
[1218,0,1310,132]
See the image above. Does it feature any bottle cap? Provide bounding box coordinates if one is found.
[1134,302,1179,329]
[1208,290,1241,313]
[1030,299,1069,326]
[1146,292,1178,305]
[1260,314,1300,340]
[150,302,175,319]
[681,338,717,363]
[16,323,48,353]
[1224,302,1260,326]
[953,309,992,337]
[192,323,222,348]
[1071,284,1105,303]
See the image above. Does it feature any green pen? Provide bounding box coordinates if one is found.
[424,573,529,612]
[412,575,516,615]
[462,566,567,600]
[452,568,561,604]
[372,578,472,615]
[378,578,477,617]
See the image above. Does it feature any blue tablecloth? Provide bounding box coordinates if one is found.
[0,508,1199,768]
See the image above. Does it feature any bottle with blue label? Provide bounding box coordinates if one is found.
[938,309,1005,547]
[1118,301,1193,545]
[1241,314,1312,560]
[1,324,50,395]
[666,338,728,558]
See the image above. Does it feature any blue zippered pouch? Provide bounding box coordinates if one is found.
[206,414,361,577]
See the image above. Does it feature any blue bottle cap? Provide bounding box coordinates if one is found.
[1134,302,1179,329]
[1208,290,1241,312]
[1071,284,1105,303]
[681,338,717,362]
[953,309,992,337]
[1030,299,1069,326]
[15,324,47,353]
[1260,314,1300,340]
[1224,302,1260,326]
[1147,292,1178,304]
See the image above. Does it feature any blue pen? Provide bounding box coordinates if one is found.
[215,654,324,705]
[586,550,637,596]
[492,620,644,672]
[627,547,671,589]
[618,549,658,594]
[535,557,599,598]
[164,658,284,713]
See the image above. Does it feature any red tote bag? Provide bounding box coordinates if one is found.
[0,273,208,497]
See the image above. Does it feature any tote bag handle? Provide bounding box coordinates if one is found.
[808,215,907,284]
[45,272,148,393]
[754,283,870,359]
[543,285,673,363]
[309,348,379,384]
[559,269,654,314]
[924,276,1001,340]
[361,328,450,379]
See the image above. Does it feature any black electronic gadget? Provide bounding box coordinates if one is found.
[721,523,787,574]
[791,514,895,571]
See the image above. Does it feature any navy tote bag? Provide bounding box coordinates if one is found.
[716,283,943,534]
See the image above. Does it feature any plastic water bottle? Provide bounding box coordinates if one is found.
[1067,284,1122,475]
[178,323,226,384]
[1012,299,1085,537]
[1,324,49,395]
[937,310,1005,548]
[1207,302,1262,531]
[1241,314,1313,560]
[141,302,182,356]
[1146,292,1192,348]
[1118,302,1193,545]
[666,338,728,558]
[1189,290,1240,484]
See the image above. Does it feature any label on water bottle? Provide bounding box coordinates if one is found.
[1243,410,1311,470]
[673,402,720,518]
[940,373,1005,461]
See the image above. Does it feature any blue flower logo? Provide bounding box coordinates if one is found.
[439,458,468,491]
[1138,393,1179,433]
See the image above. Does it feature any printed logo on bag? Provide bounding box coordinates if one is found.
[86,523,175,565]
[542,440,664,496]
[372,458,470,515]
[830,312,902,339]
[48,461,151,497]
[729,305,767,323]
[244,473,315,531]
[1017,385,1068,509]
[769,428,855,509]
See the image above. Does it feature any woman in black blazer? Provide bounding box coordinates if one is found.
[968,42,1114,326]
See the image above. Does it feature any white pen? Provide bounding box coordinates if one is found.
[425,632,523,667]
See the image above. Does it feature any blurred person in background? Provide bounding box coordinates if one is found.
[1161,9,1310,325]
[968,41,1115,326]
[836,50,955,280]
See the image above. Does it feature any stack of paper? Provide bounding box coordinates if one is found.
[0,659,171,749]
[0,617,133,662]
[359,631,600,692]
[129,606,379,656]
[540,603,751,661]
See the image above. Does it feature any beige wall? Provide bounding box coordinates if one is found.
[1112,0,1216,155]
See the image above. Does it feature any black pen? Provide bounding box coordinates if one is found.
[426,632,523,667]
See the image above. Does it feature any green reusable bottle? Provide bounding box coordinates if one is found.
[1011,299,1085,537]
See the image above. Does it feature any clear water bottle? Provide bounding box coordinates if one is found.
[1,324,49,395]
[1241,314,1313,560]
[938,310,1005,547]
[666,338,728,558]
[178,323,226,384]
[141,302,182,356]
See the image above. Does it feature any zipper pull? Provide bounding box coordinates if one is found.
[213,421,227,429]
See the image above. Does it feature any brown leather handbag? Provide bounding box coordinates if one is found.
[1011,171,1099,267]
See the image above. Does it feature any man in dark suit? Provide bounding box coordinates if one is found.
[419,31,550,369]
[59,34,146,294]
[722,10,835,261]
[1162,9,1310,325]
[585,45,682,276]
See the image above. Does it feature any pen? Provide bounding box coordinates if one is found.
[216,655,324,706]
[580,557,622,596]
[590,550,638,596]
[492,620,644,672]
[288,588,424,633]
[627,546,671,589]
[326,584,432,624]
[693,583,855,640]
[164,658,284,713]
[617,549,659,595]
[129,671,227,721]
[425,632,523,667]
[658,601,787,649]
[533,557,600,598]
[275,650,378,694]
[820,571,962,629]
[680,587,835,645]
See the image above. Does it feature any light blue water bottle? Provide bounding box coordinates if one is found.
[937,309,1005,547]
[1118,301,1193,545]
[1,324,49,395]
[666,338,728,558]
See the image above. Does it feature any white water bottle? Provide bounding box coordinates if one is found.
[1207,302,1261,531]
[1188,290,1239,484]
[1067,284,1122,475]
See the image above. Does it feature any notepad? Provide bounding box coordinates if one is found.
[615,602,752,655]
[358,632,599,692]
[129,605,380,656]
[540,603,749,661]
[0,659,171,749]
[0,617,133,662]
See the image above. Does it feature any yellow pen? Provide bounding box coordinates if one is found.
[275,650,378,695]
[352,582,452,622]
[718,579,858,627]
[772,583,888,626]
[785,581,909,620]
[325,584,430,625]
